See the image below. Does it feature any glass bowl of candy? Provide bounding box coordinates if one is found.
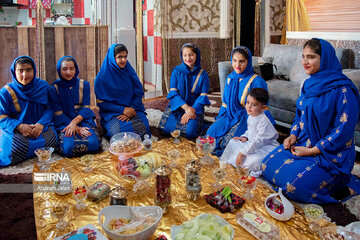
[196,135,216,166]
[109,132,142,161]
[34,147,54,171]
[319,226,346,240]
[49,202,69,229]
[240,175,257,200]
[115,158,153,194]
[303,204,324,232]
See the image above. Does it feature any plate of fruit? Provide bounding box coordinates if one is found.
[116,158,152,180]
[116,157,154,194]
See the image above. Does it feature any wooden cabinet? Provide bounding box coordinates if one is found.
[0,25,108,105]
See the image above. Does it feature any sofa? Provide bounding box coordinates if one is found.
[218,44,360,149]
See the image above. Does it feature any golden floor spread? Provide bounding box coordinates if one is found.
[33,138,319,240]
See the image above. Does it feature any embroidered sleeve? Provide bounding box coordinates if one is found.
[316,87,359,162]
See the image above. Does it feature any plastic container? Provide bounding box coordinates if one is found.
[98,205,163,240]
[236,210,280,240]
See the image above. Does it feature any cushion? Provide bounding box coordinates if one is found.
[262,44,302,78]
[289,59,309,86]
[267,79,299,112]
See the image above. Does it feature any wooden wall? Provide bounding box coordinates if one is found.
[0,25,108,105]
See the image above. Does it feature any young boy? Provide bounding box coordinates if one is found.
[220,88,279,177]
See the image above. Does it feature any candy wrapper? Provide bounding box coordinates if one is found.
[203,188,245,213]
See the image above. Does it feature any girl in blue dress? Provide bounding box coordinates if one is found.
[0,56,57,166]
[159,43,211,139]
[206,46,274,156]
[262,38,360,203]
[95,44,150,138]
[49,56,101,157]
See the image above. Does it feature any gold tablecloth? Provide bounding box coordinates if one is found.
[33,138,319,240]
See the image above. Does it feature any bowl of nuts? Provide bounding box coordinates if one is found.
[34,147,54,171]
[109,132,142,161]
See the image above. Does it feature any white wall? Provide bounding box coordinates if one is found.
[94,0,136,68]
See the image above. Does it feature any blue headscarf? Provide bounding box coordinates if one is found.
[9,56,48,105]
[301,38,360,148]
[302,38,360,100]
[95,44,144,111]
[227,46,254,80]
[174,43,202,75]
[52,56,80,119]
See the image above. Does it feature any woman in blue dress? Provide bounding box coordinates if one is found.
[206,46,274,156]
[95,44,150,138]
[49,56,101,157]
[262,38,360,203]
[159,43,211,139]
[0,56,58,166]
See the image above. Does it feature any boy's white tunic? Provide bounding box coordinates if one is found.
[221,112,279,171]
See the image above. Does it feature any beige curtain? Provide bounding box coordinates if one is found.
[281,0,311,44]
[286,0,311,31]
[136,0,144,85]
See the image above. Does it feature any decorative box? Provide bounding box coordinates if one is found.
[87,181,110,202]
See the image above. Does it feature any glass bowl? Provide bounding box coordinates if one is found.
[115,158,153,194]
[109,132,142,161]
[195,136,216,166]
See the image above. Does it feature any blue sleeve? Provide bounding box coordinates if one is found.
[290,97,303,137]
[192,71,211,113]
[167,70,186,111]
[78,81,95,121]
[316,87,359,159]
[0,88,21,133]
[97,100,125,115]
[129,76,145,111]
[48,86,71,130]
[37,107,54,126]
[216,76,231,119]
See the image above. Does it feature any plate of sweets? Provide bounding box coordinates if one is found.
[109,132,142,160]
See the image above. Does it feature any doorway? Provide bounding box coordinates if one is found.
[241,0,255,55]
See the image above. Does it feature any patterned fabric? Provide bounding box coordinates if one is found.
[262,39,360,203]
[159,104,205,139]
[58,126,100,157]
[104,112,149,139]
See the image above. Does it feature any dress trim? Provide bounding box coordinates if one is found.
[4,85,21,113]
[240,74,257,107]
[0,114,9,120]
[54,110,63,116]
[191,69,204,94]
[79,79,84,105]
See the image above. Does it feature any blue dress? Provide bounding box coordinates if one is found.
[49,56,101,157]
[0,56,58,166]
[95,44,150,138]
[159,44,211,138]
[206,46,274,156]
[262,39,360,203]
